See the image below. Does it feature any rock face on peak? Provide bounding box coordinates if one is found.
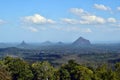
[20,41,27,46]
[17,41,28,48]
[73,37,91,45]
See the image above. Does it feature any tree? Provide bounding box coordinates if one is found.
[61,60,93,80]
[0,63,11,80]
[59,67,70,80]
[114,63,120,80]
[93,64,117,80]
[53,69,60,80]
[32,61,55,80]
[73,66,93,80]
[4,57,33,80]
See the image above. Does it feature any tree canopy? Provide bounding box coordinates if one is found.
[0,57,120,80]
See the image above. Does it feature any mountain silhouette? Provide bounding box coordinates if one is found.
[19,41,27,46]
[73,37,91,45]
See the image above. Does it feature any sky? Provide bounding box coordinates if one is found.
[0,0,120,43]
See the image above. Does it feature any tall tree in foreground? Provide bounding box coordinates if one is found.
[58,67,70,80]
[115,63,120,80]
[4,57,33,80]
[93,64,117,80]
[32,61,55,80]
[0,67,11,80]
[61,60,93,80]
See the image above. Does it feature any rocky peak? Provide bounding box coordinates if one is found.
[73,37,91,45]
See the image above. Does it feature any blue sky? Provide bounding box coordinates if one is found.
[0,0,120,43]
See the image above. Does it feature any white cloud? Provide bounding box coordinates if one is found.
[94,4,111,11]
[63,27,92,33]
[22,26,48,32]
[61,18,79,24]
[22,14,55,24]
[117,7,120,11]
[111,23,120,27]
[50,26,92,33]
[79,21,90,24]
[70,8,85,16]
[83,28,92,33]
[68,8,119,25]
[107,18,116,23]
[66,8,106,25]
[80,15,106,24]
[61,17,102,25]
[0,19,5,25]
[27,27,38,32]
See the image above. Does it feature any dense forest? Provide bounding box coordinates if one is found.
[0,56,120,80]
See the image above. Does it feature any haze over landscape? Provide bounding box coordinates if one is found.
[1,0,120,80]
[0,0,120,43]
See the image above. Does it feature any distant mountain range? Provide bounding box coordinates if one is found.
[0,37,91,48]
[40,37,91,46]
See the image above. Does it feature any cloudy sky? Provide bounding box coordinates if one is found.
[0,0,120,43]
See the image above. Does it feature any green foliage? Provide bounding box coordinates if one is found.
[1,57,120,80]
[60,60,93,80]
[0,67,12,80]
[4,56,33,80]
[115,63,120,80]
[58,67,70,80]
[93,64,117,80]
[32,61,55,80]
